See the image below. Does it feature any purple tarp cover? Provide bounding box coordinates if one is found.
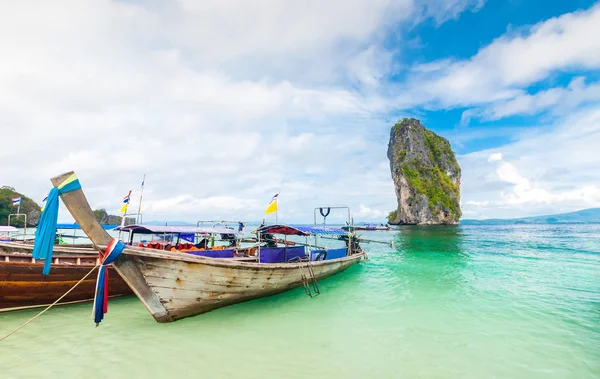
[259,246,306,263]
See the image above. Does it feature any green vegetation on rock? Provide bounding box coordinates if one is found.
[387,210,398,223]
[0,186,42,227]
[387,118,461,225]
[401,162,460,217]
[93,208,123,225]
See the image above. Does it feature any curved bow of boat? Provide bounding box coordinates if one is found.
[51,171,171,321]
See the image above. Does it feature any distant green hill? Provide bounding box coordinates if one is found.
[0,186,42,227]
[461,208,600,225]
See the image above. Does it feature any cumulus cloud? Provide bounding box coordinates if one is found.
[460,108,600,219]
[404,3,600,114]
[487,153,503,162]
[465,77,600,121]
[4,0,464,222]
[1,0,598,223]
[354,204,387,219]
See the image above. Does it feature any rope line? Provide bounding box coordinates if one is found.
[0,264,99,342]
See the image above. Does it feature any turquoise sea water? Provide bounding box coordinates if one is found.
[1,225,599,378]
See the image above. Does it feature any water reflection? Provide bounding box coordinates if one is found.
[395,225,466,256]
[393,226,470,295]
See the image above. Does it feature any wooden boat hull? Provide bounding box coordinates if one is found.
[0,252,133,312]
[116,249,364,322]
[49,170,367,323]
[342,226,390,231]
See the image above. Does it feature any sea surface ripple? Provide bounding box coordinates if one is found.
[1,224,598,378]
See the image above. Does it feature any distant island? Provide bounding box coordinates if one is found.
[0,186,41,227]
[461,208,600,225]
[0,186,125,227]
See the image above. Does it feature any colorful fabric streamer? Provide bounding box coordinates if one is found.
[32,173,81,275]
[93,238,125,326]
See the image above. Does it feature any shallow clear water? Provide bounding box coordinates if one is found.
[1,225,599,378]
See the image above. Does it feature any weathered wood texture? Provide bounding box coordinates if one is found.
[0,242,97,256]
[135,252,365,322]
[0,254,132,312]
[51,171,366,323]
[51,171,170,320]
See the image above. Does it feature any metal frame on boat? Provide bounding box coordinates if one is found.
[51,171,367,322]
[115,223,257,257]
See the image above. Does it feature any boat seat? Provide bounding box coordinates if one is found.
[259,246,306,263]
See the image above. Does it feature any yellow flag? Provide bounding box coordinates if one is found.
[121,190,131,214]
[265,193,278,214]
[265,201,277,214]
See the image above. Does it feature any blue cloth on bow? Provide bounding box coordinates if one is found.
[32,179,81,275]
[93,239,125,325]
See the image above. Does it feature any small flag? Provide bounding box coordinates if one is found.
[265,193,278,215]
[40,196,48,211]
[120,190,132,213]
[11,197,21,206]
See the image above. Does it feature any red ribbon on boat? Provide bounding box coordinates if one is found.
[92,238,125,326]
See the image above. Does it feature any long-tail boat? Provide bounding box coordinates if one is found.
[50,171,366,322]
[0,221,133,312]
[342,223,391,231]
[0,243,132,312]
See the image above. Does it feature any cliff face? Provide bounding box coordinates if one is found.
[92,208,123,225]
[387,118,461,225]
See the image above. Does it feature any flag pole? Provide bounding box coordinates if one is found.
[121,190,132,227]
[17,200,20,215]
[137,174,146,225]
[119,190,132,240]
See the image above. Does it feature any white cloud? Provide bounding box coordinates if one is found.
[2,0,441,222]
[465,77,600,121]
[354,204,387,219]
[404,3,600,111]
[460,108,600,219]
[487,153,503,162]
[419,0,486,24]
[1,0,597,224]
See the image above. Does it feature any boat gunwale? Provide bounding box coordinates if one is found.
[0,241,98,253]
[0,259,99,268]
[114,245,366,269]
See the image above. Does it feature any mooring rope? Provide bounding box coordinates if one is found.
[0,263,99,343]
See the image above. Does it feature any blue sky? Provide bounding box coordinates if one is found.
[1,0,599,223]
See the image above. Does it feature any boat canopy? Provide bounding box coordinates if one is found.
[0,226,18,233]
[256,224,347,236]
[116,224,239,235]
[56,223,118,230]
